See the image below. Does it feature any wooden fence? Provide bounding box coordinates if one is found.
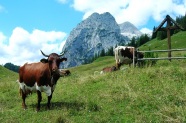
[136,48,186,66]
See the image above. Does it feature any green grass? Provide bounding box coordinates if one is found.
[1,31,186,122]
[2,60,186,122]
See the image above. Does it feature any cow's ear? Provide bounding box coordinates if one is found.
[60,58,67,62]
[40,58,48,63]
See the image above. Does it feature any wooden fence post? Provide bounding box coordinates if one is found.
[137,48,139,67]
[167,18,171,61]
[132,47,135,68]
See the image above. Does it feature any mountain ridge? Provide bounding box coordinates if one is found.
[119,21,143,39]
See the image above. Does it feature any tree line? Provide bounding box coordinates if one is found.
[4,63,20,73]
[128,34,150,48]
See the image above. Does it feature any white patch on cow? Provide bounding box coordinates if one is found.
[19,82,52,96]
[114,46,134,51]
[36,84,52,96]
[19,82,37,93]
[100,71,103,74]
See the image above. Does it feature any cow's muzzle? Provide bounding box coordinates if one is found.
[52,68,59,74]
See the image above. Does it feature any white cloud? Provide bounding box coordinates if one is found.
[72,0,186,27]
[140,28,152,34]
[0,27,67,66]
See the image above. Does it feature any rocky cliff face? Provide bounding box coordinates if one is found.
[62,12,129,68]
[119,21,142,39]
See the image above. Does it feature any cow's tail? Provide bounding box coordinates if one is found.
[19,88,22,96]
[16,80,22,96]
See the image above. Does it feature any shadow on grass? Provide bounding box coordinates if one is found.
[52,100,101,112]
[51,101,86,111]
[30,100,101,112]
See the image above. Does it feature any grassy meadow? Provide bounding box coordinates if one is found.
[0,31,186,122]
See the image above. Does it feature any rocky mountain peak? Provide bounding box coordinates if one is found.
[76,12,120,33]
[62,12,129,68]
[119,21,142,39]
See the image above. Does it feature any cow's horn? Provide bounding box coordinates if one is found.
[40,50,49,57]
[59,50,66,57]
[59,52,65,56]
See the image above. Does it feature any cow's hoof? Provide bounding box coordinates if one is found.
[22,105,27,110]
[47,103,51,110]
[36,109,40,112]
[36,108,40,112]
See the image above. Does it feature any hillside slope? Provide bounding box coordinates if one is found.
[0,65,18,80]
[139,31,186,50]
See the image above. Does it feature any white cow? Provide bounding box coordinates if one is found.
[114,46,135,67]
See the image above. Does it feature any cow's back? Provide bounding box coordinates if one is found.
[19,62,50,87]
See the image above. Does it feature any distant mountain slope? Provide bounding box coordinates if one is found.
[62,12,129,68]
[119,21,142,39]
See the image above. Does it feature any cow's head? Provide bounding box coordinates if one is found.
[40,50,67,74]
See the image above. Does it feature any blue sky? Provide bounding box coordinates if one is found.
[0,0,83,36]
[0,0,186,65]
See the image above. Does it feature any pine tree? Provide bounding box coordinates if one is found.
[100,49,105,57]
[157,31,167,40]
[151,26,157,39]
[136,34,150,46]
[129,37,136,47]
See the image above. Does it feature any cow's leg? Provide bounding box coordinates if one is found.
[47,93,53,110]
[21,89,27,110]
[36,90,42,111]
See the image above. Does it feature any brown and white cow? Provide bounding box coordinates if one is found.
[114,46,144,67]
[100,66,117,74]
[18,50,67,111]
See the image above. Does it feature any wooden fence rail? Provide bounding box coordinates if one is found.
[137,48,186,53]
[136,48,186,63]
[138,57,186,61]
